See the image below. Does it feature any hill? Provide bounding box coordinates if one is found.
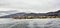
[0,10,60,18]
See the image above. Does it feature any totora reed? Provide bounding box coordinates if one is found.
[13,16,60,19]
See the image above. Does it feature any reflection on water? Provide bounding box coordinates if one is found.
[0,18,60,28]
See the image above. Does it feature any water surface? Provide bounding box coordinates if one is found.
[0,18,60,28]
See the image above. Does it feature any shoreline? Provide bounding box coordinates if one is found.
[13,16,60,19]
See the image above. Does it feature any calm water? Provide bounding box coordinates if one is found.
[0,18,60,28]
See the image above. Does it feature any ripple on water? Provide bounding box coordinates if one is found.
[0,18,60,28]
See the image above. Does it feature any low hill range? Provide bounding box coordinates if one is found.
[0,10,60,18]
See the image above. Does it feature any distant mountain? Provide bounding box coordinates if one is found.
[47,10,60,16]
[0,12,27,18]
[0,10,60,18]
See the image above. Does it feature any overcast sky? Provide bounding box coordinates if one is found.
[0,0,60,16]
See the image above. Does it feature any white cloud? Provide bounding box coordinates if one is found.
[0,0,60,15]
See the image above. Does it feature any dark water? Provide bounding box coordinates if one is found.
[0,18,60,28]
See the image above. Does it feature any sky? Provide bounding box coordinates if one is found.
[0,0,60,16]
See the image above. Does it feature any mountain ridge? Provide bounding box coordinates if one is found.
[0,10,60,18]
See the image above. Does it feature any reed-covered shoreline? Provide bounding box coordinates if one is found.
[13,16,60,19]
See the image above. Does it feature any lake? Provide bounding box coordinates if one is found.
[0,18,60,28]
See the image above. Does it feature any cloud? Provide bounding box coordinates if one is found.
[0,0,60,14]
